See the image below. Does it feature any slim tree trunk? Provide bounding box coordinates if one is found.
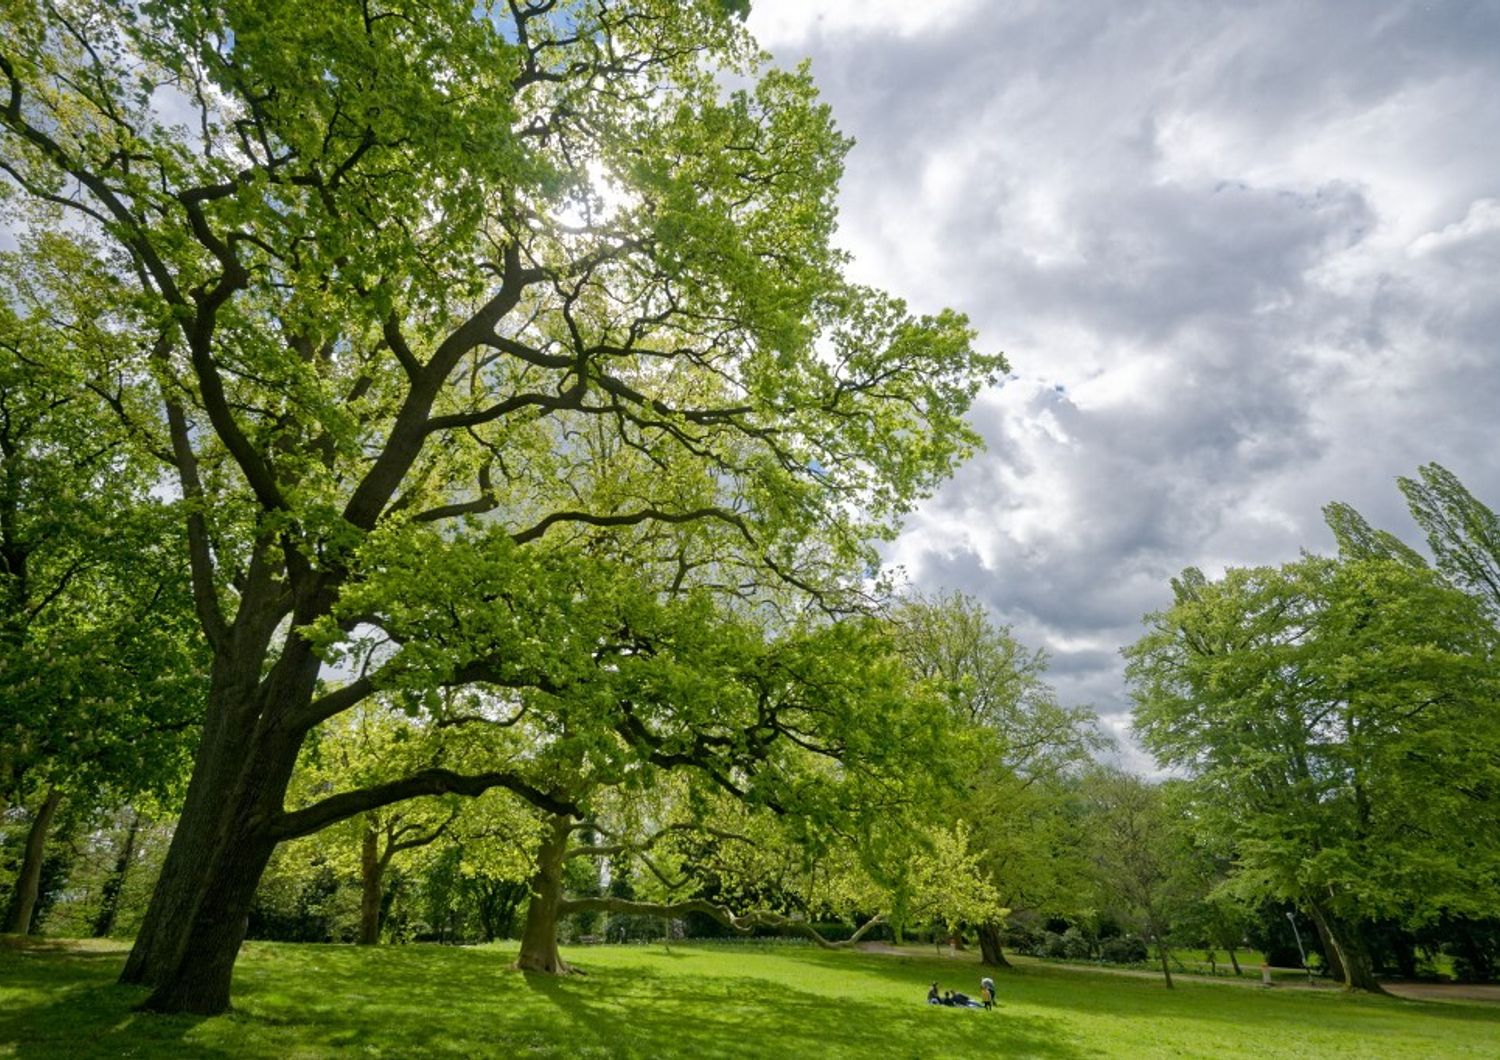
[1308,908,1344,982]
[359,821,384,946]
[1147,920,1174,989]
[1228,947,1242,976]
[5,787,62,935]
[977,921,1011,967]
[92,810,140,938]
[514,814,575,974]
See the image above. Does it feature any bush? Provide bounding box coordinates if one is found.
[1100,937,1149,964]
[1002,924,1044,955]
[1060,927,1091,959]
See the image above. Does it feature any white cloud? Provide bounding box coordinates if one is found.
[754,0,1500,771]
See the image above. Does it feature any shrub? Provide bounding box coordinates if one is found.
[1100,937,1149,964]
[1060,927,1091,959]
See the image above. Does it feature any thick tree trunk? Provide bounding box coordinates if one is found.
[514,814,575,974]
[359,822,384,946]
[121,674,250,985]
[977,921,1011,968]
[123,595,323,999]
[1307,904,1385,993]
[139,822,278,1014]
[92,810,140,938]
[5,787,62,935]
[136,717,306,1014]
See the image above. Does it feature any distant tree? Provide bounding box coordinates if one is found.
[1079,769,1192,988]
[894,592,1103,966]
[90,808,142,938]
[1,268,203,935]
[1128,553,1500,992]
[285,709,466,946]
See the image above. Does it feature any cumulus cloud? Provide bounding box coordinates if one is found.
[749,0,1500,770]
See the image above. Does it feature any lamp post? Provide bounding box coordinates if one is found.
[1286,911,1313,985]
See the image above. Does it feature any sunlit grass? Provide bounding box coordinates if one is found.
[3,936,1497,1058]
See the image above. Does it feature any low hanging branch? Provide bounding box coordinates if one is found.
[270,768,580,841]
[556,896,885,951]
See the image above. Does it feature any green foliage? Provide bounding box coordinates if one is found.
[0,273,205,810]
[893,592,1105,934]
[1077,769,1200,981]
[1397,464,1500,615]
[1128,553,1500,940]
[0,0,1003,1006]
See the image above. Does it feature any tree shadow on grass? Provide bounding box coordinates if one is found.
[218,941,1087,1058]
[514,961,1084,1059]
[19,939,1496,1059]
[785,945,1500,1047]
[0,939,227,1059]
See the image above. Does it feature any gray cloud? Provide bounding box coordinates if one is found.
[754,0,1500,770]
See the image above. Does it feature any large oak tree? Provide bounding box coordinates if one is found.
[0,0,1000,1012]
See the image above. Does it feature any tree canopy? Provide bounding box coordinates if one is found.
[1127,550,1500,990]
[0,0,1002,1013]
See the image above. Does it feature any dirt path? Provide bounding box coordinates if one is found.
[1384,981,1500,1003]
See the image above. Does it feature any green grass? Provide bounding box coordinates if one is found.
[3,936,1498,1059]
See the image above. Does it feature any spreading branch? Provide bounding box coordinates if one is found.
[271,768,579,840]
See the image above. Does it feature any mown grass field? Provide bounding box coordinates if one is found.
[3,936,1498,1059]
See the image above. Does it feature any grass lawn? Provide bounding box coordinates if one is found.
[3,936,1498,1059]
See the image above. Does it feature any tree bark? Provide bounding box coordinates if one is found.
[359,820,384,946]
[121,669,255,985]
[1227,946,1242,976]
[91,810,140,938]
[1307,903,1385,993]
[977,921,1011,968]
[139,824,278,1014]
[136,716,307,1013]
[5,787,62,935]
[1148,921,1174,989]
[515,814,575,974]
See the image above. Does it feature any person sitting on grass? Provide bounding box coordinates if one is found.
[927,983,942,1005]
[940,989,984,1009]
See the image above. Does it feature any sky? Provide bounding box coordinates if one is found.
[746,0,1500,768]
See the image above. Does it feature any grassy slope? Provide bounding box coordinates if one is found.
[3,937,1497,1059]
